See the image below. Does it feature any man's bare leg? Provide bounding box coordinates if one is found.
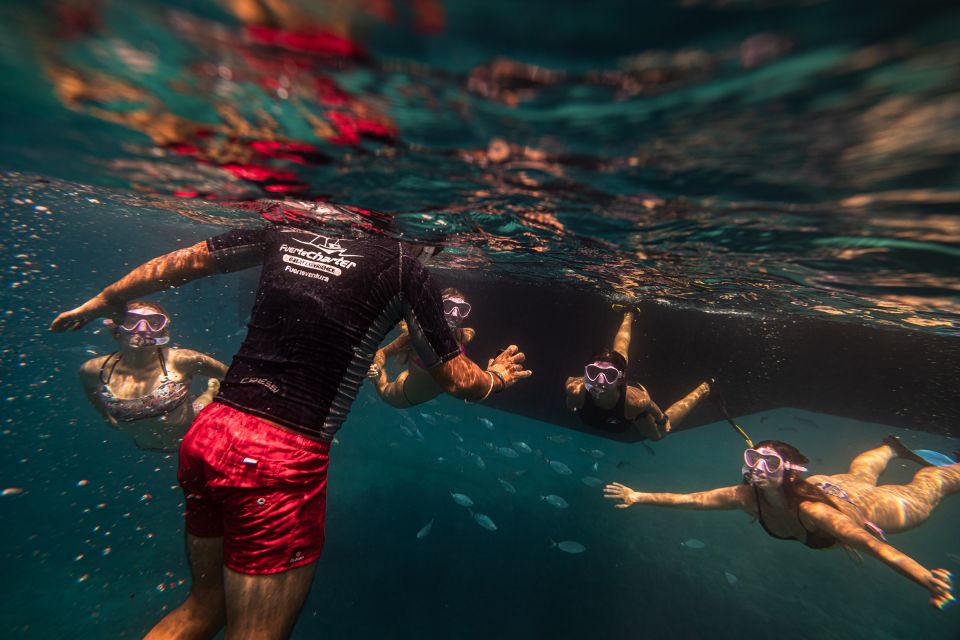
[144,535,226,640]
[223,562,317,640]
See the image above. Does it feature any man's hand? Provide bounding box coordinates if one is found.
[486,345,531,390]
[51,295,123,332]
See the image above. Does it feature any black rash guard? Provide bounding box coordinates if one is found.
[206,224,461,442]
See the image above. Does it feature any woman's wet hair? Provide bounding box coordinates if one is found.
[127,301,168,317]
[440,287,466,300]
[746,439,869,531]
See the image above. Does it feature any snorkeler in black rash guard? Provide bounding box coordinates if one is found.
[51,222,531,640]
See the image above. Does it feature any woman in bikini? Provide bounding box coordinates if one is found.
[565,307,711,440]
[367,288,474,408]
[604,437,958,608]
[78,301,228,451]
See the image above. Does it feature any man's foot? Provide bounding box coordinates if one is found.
[882,435,932,467]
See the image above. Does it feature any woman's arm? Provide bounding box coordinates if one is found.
[50,241,219,332]
[173,349,229,379]
[800,501,954,608]
[604,482,751,510]
[368,332,411,380]
[565,376,586,411]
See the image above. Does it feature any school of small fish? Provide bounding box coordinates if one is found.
[389,408,661,557]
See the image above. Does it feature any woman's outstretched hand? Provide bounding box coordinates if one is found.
[603,482,641,508]
[50,295,121,332]
[926,568,954,609]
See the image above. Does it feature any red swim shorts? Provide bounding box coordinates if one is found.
[178,402,331,574]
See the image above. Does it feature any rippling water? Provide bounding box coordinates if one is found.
[2,0,959,333]
[2,2,960,639]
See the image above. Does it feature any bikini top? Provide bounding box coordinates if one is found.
[753,485,837,549]
[577,384,649,433]
[99,350,190,423]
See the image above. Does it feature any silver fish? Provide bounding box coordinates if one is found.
[399,423,414,438]
[472,454,487,470]
[549,460,572,475]
[498,479,517,494]
[497,447,519,459]
[580,448,605,459]
[450,492,474,508]
[553,540,585,554]
[681,539,705,549]
[478,418,495,430]
[546,434,572,443]
[416,519,434,539]
[412,426,425,442]
[451,431,464,443]
[455,446,468,458]
[541,495,569,509]
[724,571,739,586]
[419,412,438,426]
[473,513,497,531]
[513,441,532,454]
[592,461,599,472]
[580,476,603,487]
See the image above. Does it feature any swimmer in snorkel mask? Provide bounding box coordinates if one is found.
[76,302,228,451]
[605,437,960,609]
[564,306,712,441]
[368,288,477,408]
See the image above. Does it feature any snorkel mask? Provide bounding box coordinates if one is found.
[442,297,471,328]
[116,309,170,347]
[741,447,807,486]
[584,361,623,397]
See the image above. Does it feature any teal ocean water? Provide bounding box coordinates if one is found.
[1,0,959,637]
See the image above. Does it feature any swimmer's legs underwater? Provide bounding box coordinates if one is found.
[864,461,960,533]
[144,535,225,640]
[374,369,414,408]
[611,310,633,366]
[661,380,711,435]
[144,534,316,640]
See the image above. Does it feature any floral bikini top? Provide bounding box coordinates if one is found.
[99,350,190,423]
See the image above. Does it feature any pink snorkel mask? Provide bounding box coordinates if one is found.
[116,309,170,346]
[584,361,622,395]
[443,297,471,328]
[742,447,807,484]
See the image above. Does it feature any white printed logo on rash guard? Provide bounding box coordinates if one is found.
[278,231,361,278]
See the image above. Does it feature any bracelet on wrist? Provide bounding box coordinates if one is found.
[489,369,507,392]
[465,370,496,404]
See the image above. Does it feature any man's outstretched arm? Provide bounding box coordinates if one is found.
[51,241,218,332]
